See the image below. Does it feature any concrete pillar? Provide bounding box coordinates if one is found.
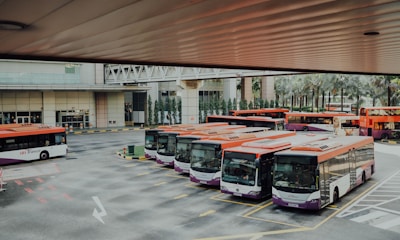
[241,77,253,104]
[177,80,202,124]
[223,78,237,102]
[42,91,56,126]
[261,76,275,101]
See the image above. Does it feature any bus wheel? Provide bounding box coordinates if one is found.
[302,126,309,131]
[333,187,339,203]
[40,151,49,160]
[381,133,389,140]
[362,171,366,184]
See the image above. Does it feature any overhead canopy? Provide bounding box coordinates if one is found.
[1,0,400,75]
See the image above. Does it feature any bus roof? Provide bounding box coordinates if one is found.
[275,136,374,162]
[284,112,356,117]
[193,130,295,145]
[224,134,331,154]
[0,124,66,138]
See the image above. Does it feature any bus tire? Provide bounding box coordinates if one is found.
[362,171,366,184]
[333,187,339,203]
[302,126,309,131]
[40,151,49,160]
[381,133,389,140]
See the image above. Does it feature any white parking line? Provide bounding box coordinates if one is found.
[351,211,388,223]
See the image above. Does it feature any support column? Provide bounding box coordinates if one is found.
[223,78,237,102]
[177,80,202,124]
[241,77,253,104]
[261,76,275,102]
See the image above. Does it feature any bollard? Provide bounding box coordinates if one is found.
[69,125,73,133]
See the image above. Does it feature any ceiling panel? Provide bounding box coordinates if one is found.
[0,0,400,75]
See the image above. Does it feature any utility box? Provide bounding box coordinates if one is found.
[127,145,135,155]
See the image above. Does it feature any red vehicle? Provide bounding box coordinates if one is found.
[359,106,400,139]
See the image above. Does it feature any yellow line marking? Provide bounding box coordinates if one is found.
[174,194,188,200]
[124,163,136,168]
[210,193,258,207]
[137,172,149,176]
[154,181,167,186]
[194,227,310,240]
[199,210,216,217]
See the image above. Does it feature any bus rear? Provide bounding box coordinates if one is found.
[221,134,331,199]
[189,130,295,186]
[272,136,374,210]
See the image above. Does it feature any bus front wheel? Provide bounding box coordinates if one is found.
[40,151,49,160]
[333,187,339,203]
[302,126,309,131]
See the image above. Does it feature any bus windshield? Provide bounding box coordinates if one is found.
[273,156,317,192]
[145,134,157,150]
[176,138,193,163]
[191,144,221,173]
[157,134,176,156]
[222,151,256,186]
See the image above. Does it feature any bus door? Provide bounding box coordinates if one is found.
[348,150,357,188]
[259,154,274,198]
[319,162,330,207]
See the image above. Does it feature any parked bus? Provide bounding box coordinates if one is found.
[229,108,289,118]
[0,124,67,165]
[284,112,356,131]
[220,134,330,199]
[333,115,360,136]
[325,102,356,113]
[145,122,229,159]
[174,126,268,174]
[189,130,296,186]
[155,122,229,166]
[272,136,375,210]
[206,115,285,130]
[359,106,400,139]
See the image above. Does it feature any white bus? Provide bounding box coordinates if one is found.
[0,124,67,165]
[272,136,375,210]
[325,102,355,113]
[220,134,331,199]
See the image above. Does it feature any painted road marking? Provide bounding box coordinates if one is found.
[154,181,167,186]
[137,172,149,176]
[174,194,188,200]
[199,210,216,217]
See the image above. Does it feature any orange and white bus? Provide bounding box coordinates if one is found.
[206,115,285,130]
[284,112,356,131]
[333,115,360,136]
[145,122,228,160]
[155,122,230,166]
[272,136,375,210]
[229,108,289,118]
[359,106,400,139]
[189,130,295,186]
[0,124,67,165]
[220,133,331,199]
[174,126,268,174]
